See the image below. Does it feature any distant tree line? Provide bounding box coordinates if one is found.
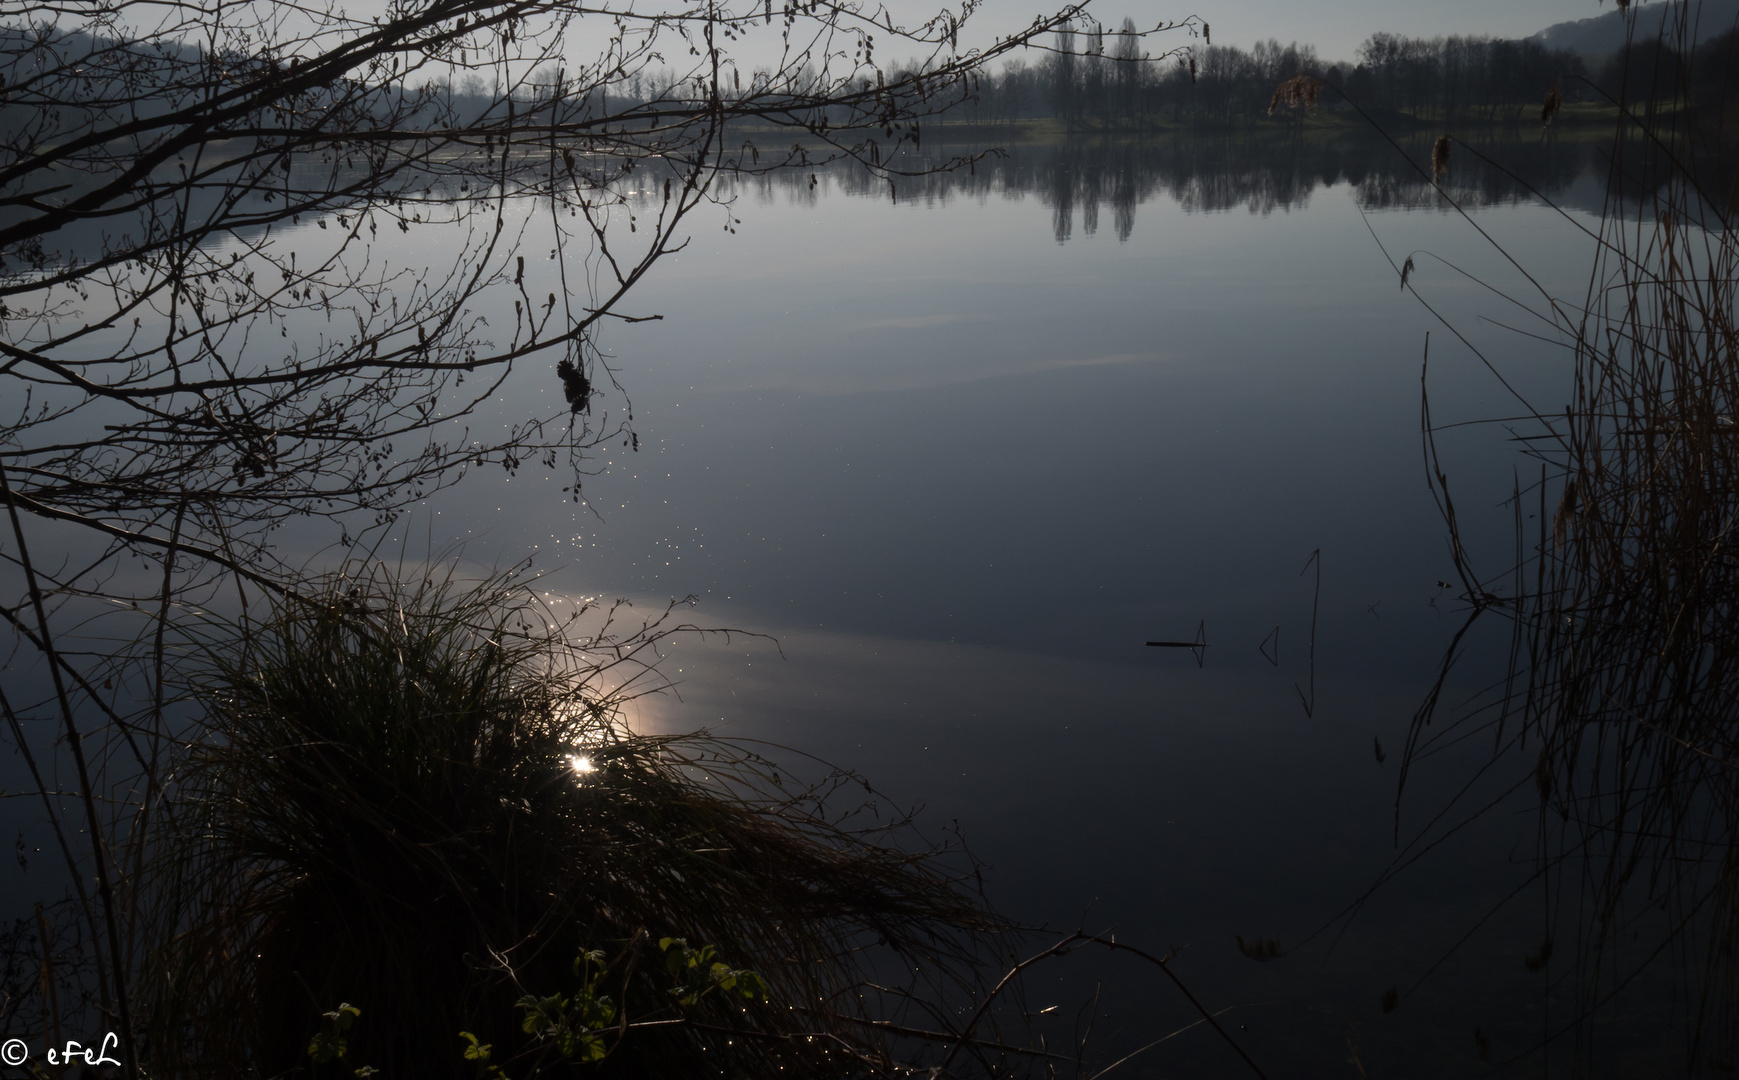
[1589,25,1739,110]
[922,24,1589,129]
[11,17,1733,153]
[923,20,1739,131]
[1335,33,1588,124]
[41,16,1702,144]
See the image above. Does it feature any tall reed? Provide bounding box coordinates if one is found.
[1405,5,1739,1068]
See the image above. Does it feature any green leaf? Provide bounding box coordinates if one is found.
[660,937,689,974]
[735,970,769,1001]
[518,992,568,1035]
[572,947,607,977]
[459,1031,492,1062]
[308,1030,348,1064]
[324,1003,361,1033]
[580,1034,609,1063]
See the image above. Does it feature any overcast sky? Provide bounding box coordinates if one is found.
[322,0,1636,87]
[959,0,1620,63]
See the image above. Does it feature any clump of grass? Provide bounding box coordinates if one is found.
[136,566,1008,1077]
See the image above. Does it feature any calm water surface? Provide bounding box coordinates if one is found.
[404,133,1642,1076]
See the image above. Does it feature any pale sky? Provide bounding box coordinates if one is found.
[312,0,1633,84]
[959,0,1620,63]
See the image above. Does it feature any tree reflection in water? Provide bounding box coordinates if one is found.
[730,130,1605,245]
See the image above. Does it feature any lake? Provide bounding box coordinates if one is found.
[369,128,1669,1076]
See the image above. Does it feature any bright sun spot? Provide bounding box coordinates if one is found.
[567,754,594,775]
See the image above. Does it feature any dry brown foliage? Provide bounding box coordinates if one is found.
[1430,135,1451,180]
[1266,73,1324,116]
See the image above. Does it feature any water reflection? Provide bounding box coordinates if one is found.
[9,133,1609,267]
[726,132,1604,243]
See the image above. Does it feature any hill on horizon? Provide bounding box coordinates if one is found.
[1528,0,1739,57]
